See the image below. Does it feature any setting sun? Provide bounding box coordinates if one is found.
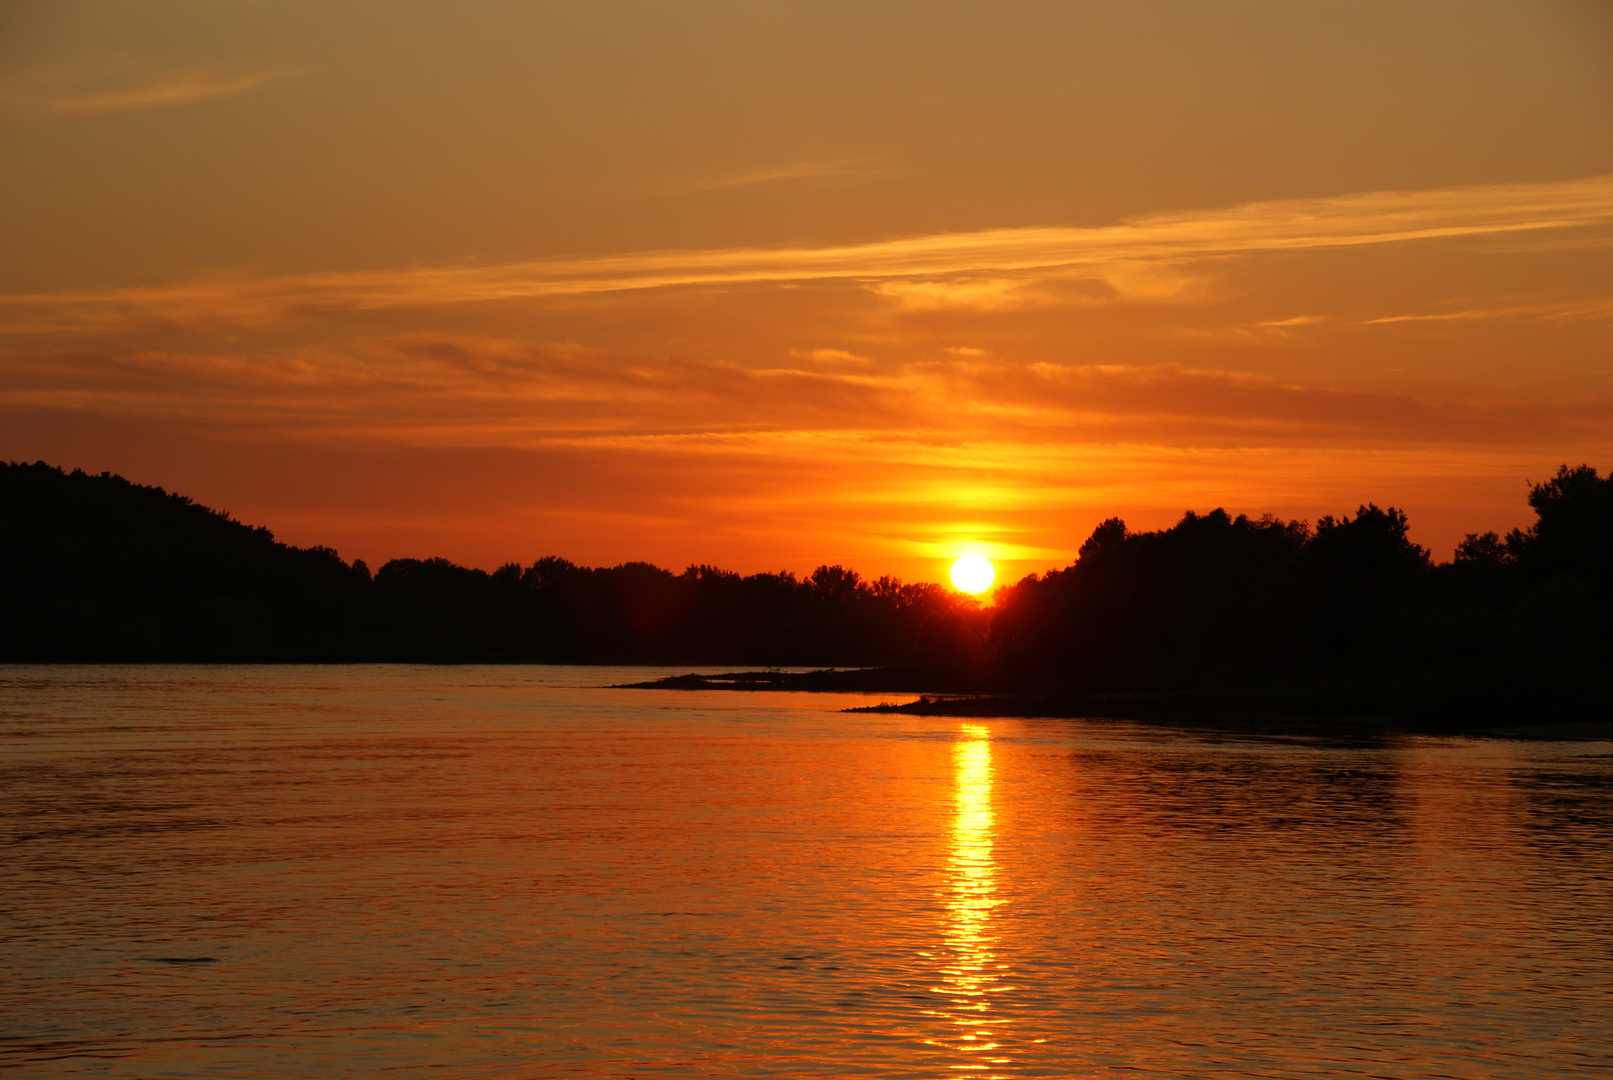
[950,555,995,594]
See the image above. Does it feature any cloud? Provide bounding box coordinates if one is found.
[667,157,889,194]
[6,174,1613,333]
[1361,297,1613,325]
[1,60,292,119]
[866,278,1037,312]
[788,348,872,367]
[1255,315,1331,328]
[50,70,284,115]
[5,337,1607,454]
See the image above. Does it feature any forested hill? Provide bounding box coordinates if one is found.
[3,459,1610,723]
[0,463,371,661]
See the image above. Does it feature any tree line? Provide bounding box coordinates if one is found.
[2,459,1608,717]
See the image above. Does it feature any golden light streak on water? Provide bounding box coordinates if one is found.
[928,722,1014,1074]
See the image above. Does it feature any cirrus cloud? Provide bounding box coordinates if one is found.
[4,174,1613,333]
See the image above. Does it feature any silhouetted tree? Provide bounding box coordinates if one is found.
[1454,531,1511,565]
[1506,464,1613,579]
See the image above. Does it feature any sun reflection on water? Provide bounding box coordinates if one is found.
[927,722,1013,1073]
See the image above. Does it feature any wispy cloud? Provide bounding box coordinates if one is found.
[1361,297,1613,325]
[5,174,1613,333]
[49,70,285,115]
[866,277,1038,312]
[0,55,292,120]
[788,347,872,367]
[4,337,1606,452]
[1256,315,1331,327]
[669,157,889,194]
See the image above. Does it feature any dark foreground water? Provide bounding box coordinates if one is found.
[1,666,1610,1078]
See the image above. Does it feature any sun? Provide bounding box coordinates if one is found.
[950,554,995,594]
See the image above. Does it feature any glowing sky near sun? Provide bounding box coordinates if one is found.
[2,2,1611,584]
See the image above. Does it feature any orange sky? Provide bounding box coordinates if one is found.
[3,1,1612,585]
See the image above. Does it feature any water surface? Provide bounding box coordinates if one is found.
[2,665,1610,1077]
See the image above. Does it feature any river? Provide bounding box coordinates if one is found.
[2,665,1609,1077]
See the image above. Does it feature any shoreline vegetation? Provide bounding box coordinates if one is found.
[3,459,1609,728]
